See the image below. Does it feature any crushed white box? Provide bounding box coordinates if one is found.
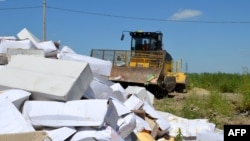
[104,98,136,138]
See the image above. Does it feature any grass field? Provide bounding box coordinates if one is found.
[153,71,250,129]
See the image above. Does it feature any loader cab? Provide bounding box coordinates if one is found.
[129,31,163,51]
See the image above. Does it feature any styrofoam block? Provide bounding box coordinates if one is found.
[22,99,108,128]
[0,100,34,134]
[0,55,93,101]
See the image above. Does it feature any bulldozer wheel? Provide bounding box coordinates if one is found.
[174,84,187,93]
[146,85,167,99]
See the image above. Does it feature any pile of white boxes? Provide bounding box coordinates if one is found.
[0,28,223,141]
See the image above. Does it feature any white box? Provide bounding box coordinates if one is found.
[0,55,93,101]
[17,28,40,45]
[0,39,35,53]
[0,100,35,134]
[125,86,154,106]
[7,48,45,63]
[0,89,31,111]
[22,99,108,128]
[44,127,76,141]
[104,98,136,138]
[59,51,112,77]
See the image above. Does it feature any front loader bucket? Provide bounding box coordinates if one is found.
[109,66,162,85]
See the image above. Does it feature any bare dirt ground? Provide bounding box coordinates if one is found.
[154,87,250,129]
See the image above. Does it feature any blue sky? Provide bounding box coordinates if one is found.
[1,0,250,74]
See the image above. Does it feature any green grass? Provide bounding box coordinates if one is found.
[154,70,250,129]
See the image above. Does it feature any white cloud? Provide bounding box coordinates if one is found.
[169,9,202,20]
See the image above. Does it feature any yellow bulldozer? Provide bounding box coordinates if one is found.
[90,30,187,98]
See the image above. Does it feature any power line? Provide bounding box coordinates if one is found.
[0,6,41,10]
[1,5,250,24]
[47,6,250,24]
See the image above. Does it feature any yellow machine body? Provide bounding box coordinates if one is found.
[90,31,187,97]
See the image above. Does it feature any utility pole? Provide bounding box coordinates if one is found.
[43,0,46,41]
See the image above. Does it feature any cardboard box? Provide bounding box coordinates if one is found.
[17,28,40,45]
[59,51,112,77]
[0,55,93,101]
[22,99,108,128]
[0,39,36,54]
[44,127,76,141]
[125,86,154,106]
[104,98,136,138]
[0,100,35,134]
[0,131,49,141]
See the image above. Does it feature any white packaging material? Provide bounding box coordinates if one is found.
[123,94,144,110]
[36,40,57,53]
[82,85,96,99]
[0,36,16,40]
[44,127,76,141]
[0,39,36,53]
[88,75,125,102]
[0,65,5,71]
[17,28,40,45]
[0,100,34,134]
[104,98,136,138]
[134,115,152,133]
[0,89,31,111]
[0,53,8,65]
[157,110,216,138]
[110,83,127,98]
[90,76,114,99]
[109,90,126,103]
[59,49,112,77]
[93,73,114,87]
[125,86,154,106]
[7,48,45,63]
[22,99,108,128]
[70,126,124,141]
[196,130,224,141]
[60,46,76,54]
[142,102,170,132]
[0,55,93,101]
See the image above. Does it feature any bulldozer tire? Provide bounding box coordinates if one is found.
[146,85,168,99]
